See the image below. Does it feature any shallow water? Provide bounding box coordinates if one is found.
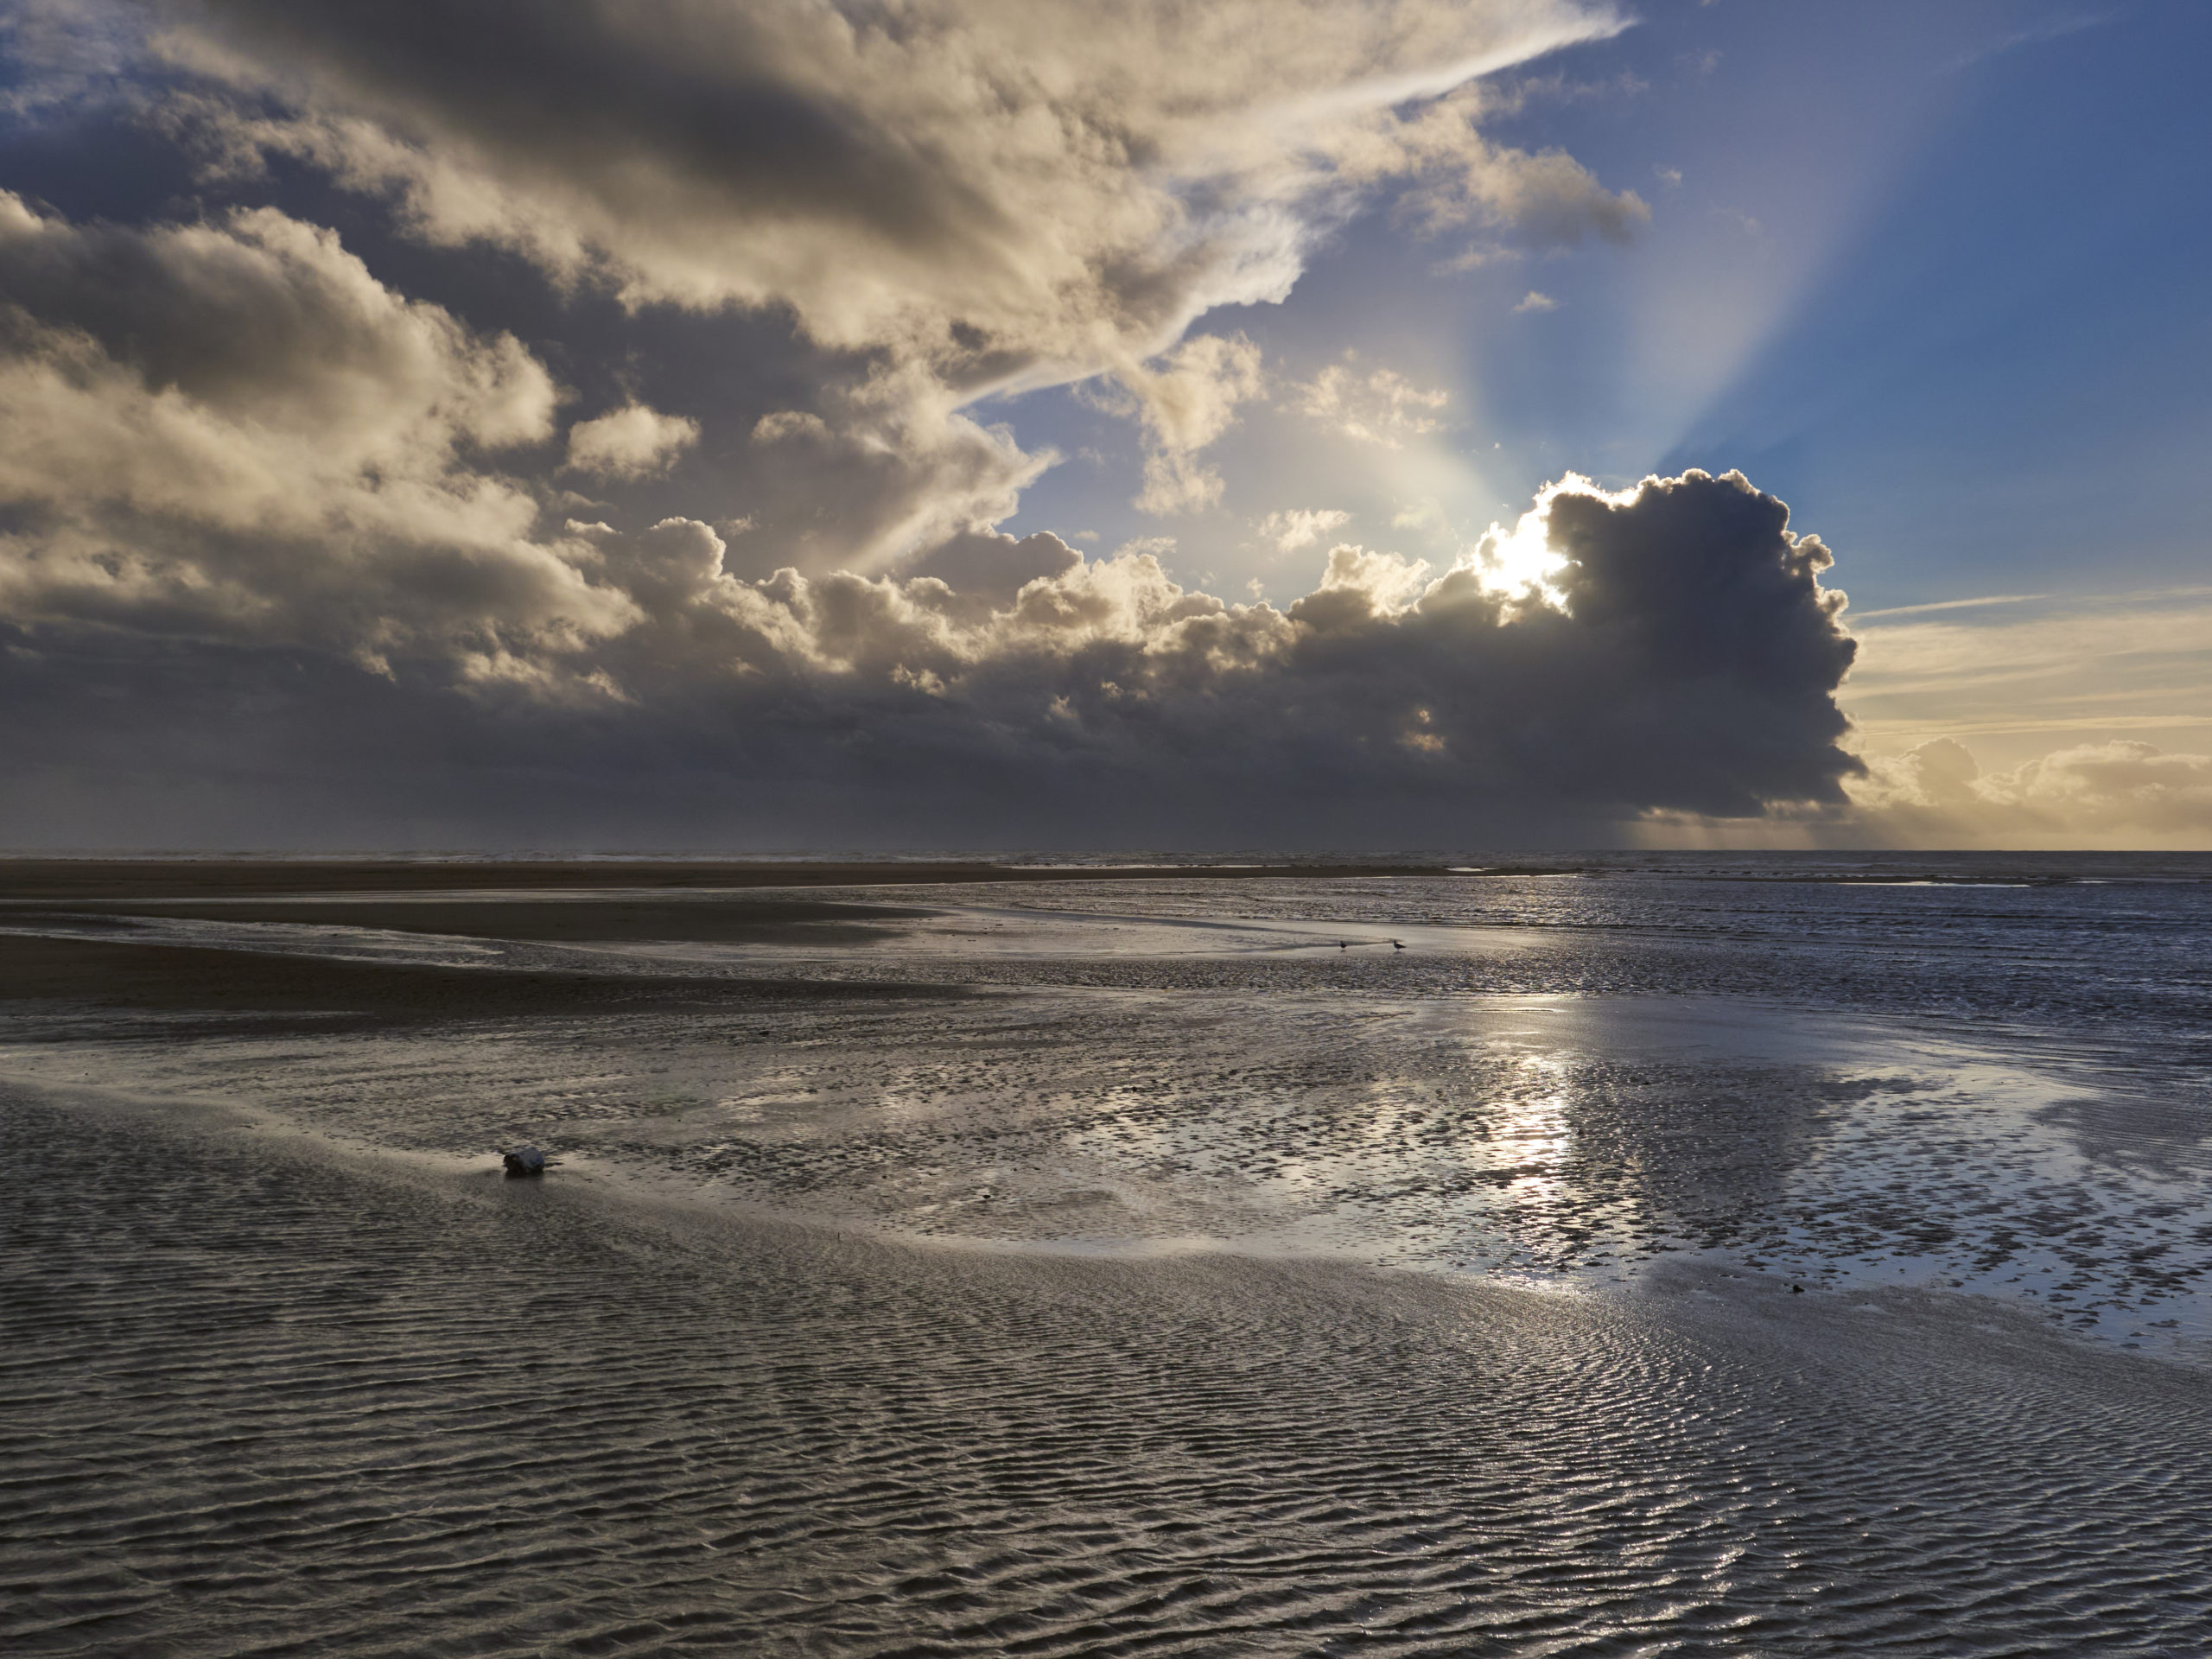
[4,856,2212,1653]
[7,864,2209,1349]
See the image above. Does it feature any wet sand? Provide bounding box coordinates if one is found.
[0,933,963,1026]
[8,1080,2211,1658]
[6,862,2212,1654]
[25,897,947,949]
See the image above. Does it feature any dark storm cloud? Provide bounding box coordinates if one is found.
[0,471,1860,848]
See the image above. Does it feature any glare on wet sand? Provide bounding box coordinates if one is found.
[4,856,2210,1654]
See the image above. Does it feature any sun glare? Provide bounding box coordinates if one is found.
[1469,474,1649,610]
[1476,510,1560,594]
[1472,499,1567,607]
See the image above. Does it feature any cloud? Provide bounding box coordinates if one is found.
[0,10,1915,849]
[1116,334,1268,515]
[113,0,1641,561]
[1325,82,1650,243]
[1255,508,1353,554]
[1135,452,1228,517]
[0,191,629,670]
[0,468,1866,846]
[1849,739,2212,843]
[1836,587,2212,752]
[731,363,1053,574]
[899,528,1084,613]
[1845,593,2048,622]
[0,1,1662,612]
[1631,581,2212,848]
[152,1,1630,348]
[1289,357,1452,447]
[1512,289,1559,313]
[0,0,140,117]
[565,403,699,480]
[1949,10,2117,72]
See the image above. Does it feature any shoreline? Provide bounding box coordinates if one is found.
[8,1065,2186,1382]
[0,858,1465,904]
[1,852,2204,908]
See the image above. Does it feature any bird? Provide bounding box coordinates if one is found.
[1390,938,1406,950]
[502,1146,557,1177]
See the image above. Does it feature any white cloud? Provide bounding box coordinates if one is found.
[1949,11,2120,73]
[1840,588,2212,753]
[1512,289,1559,313]
[1116,334,1267,515]
[1289,357,1452,447]
[751,411,831,444]
[1136,452,1230,517]
[1433,243,1520,273]
[0,193,626,663]
[1255,508,1352,554]
[155,1,1632,360]
[565,403,699,480]
[1849,738,2212,844]
[1122,335,1268,456]
[1325,81,1650,243]
[130,0,1637,562]
[738,368,1053,571]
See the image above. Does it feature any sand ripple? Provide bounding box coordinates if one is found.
[7,1086,2211,1657]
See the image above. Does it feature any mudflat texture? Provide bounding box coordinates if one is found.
[7,1088,2211,1658]
[4,855,2211,1655]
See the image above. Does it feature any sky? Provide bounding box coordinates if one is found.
[0,0,2205,852]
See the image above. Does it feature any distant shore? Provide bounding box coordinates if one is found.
[2,852,2201,905]
[0,857,1473,903]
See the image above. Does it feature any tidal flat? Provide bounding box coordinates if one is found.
[4,855,2210,1654]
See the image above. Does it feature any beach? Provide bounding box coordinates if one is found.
[5,858,2211,1654]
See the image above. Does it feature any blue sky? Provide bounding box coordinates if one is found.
[1007,0,2211,607]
